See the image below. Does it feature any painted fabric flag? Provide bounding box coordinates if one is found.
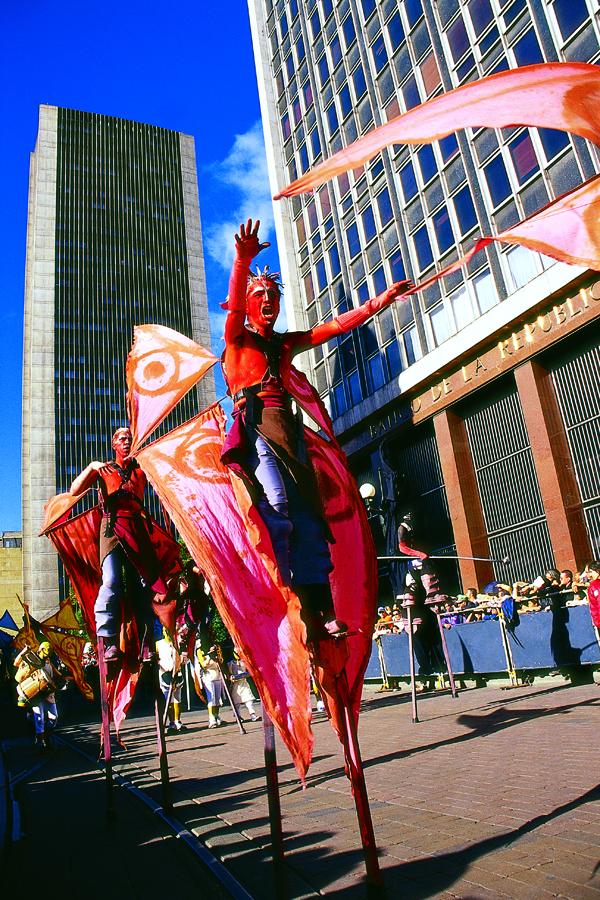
[126,324,217,452]
[136,405,314,779]
[412,175,600,292]
[275,63,600,198]
[40,598,93,701]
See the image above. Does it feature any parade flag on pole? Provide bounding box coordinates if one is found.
[136,405,314,781]
[126,324,217,452]
[41,598,94,701]
[274,63,600,198]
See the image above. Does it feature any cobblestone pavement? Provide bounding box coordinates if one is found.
[49,680,600,899]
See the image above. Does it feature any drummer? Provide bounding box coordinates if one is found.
[16,641,60,750]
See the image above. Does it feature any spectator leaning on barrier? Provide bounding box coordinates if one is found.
[586,562,600,628]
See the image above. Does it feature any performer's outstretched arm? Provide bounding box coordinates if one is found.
[288,280,413,354]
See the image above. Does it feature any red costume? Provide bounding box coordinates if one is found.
[221,219,410,637]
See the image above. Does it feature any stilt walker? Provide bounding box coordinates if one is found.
[125,218,411,890]
[40,426,182,815]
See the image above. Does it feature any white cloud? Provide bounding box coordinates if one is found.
[204,121,275,271]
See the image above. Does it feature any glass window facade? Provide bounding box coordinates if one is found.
[254,0,600,424]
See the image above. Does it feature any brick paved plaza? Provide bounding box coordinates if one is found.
[44,680,600,898]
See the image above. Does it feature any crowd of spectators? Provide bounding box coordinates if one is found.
[374,562,600,635]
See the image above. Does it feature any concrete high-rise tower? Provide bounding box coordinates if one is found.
[23,105,215,620]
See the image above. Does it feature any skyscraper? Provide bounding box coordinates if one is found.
[248,0,600,591]
[23,105,215,620]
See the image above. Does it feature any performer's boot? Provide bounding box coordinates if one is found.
[295,584,347,641]
[103,637,121,664]
[208,704,219,728]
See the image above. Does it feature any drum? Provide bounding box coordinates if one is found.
[18,668,53,702]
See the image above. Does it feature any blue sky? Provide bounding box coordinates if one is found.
[0,1,280,530]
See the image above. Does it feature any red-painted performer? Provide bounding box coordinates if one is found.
[221,218,411,639]
[68,426,174,662]
[41,426,181,732]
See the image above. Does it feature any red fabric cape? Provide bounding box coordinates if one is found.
[43,499,180,731]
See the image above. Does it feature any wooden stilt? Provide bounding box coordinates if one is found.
[262,709,286,899]
[405,604,419,723]
[152,659,173,812]
[435,612,458,699]
[375,636,390,691]
[96,636,115,819]
[218,661,247,735]
[498,610,519,688]
[335,666,383,892]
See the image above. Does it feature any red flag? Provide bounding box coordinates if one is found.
[126,324,217,452]
[275,62,600,198]
[137,405,314,780]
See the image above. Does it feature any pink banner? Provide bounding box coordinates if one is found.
[275,63,600,198]
[137,406,314,780]
[126,324,217,452]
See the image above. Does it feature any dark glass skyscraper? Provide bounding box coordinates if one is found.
[23,105,214,620]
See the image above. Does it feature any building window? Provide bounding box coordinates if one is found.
[372,35,388,73]
[387,12,405,49]
[513,28,544,66]
[468,0,494,33]
[473,268,498,312]
[342,15,356,48]
[430,303,453,345]
[340,85,352,118]
[433,206,455,254]
[447,15,470,65]
[353,65,367,99]
[361,0,376,20]
[400,161,418,201]
[538,128,570,162]
[551,0,589,41]
[311,10,321,39]
[417,144,437,183]
[505,245,541,291]
[508,131,539,185]
[327,103,339,136]
[316,258,327,291]
[483,154,512,207]
[347,222,361,257]
[362,206,377,241]
[377,187,394,226]
[453,185,478,234]
[413,224,434,270]
[329,244,341,278]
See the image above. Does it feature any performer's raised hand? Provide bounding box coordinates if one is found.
[234,218,270,261]
[371,279,414,312]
